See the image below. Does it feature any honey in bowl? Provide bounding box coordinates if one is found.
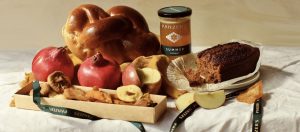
[158,6,192,59]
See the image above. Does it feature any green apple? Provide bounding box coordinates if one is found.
[175,92,195,111]
[194,90,225,109]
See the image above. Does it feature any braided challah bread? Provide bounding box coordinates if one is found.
[62,4,160,64]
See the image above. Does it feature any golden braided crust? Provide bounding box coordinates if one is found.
[62,4,160,64]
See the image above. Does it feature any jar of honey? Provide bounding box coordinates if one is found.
[158,6,192,59]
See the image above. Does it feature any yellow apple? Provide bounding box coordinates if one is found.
[175,92,195,111]
[116,85,143,102]
[137,67,162,93]
[194,90,225,109]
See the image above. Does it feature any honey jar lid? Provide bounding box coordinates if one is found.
[158,6,192,18]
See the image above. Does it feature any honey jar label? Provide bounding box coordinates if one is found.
[161,44,191,56]
[160,19,191,56]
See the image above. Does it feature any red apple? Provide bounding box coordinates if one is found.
[122,64,142,87]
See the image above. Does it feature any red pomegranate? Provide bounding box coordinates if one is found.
[77,53,121,89]
[32,47,74,81]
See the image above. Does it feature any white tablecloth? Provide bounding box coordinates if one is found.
[1,46,300,132]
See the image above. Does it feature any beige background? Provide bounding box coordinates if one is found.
[1,0,300,50]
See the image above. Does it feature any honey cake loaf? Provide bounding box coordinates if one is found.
[186,42,260,86]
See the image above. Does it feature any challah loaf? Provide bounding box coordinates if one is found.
[62,4,160,64]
